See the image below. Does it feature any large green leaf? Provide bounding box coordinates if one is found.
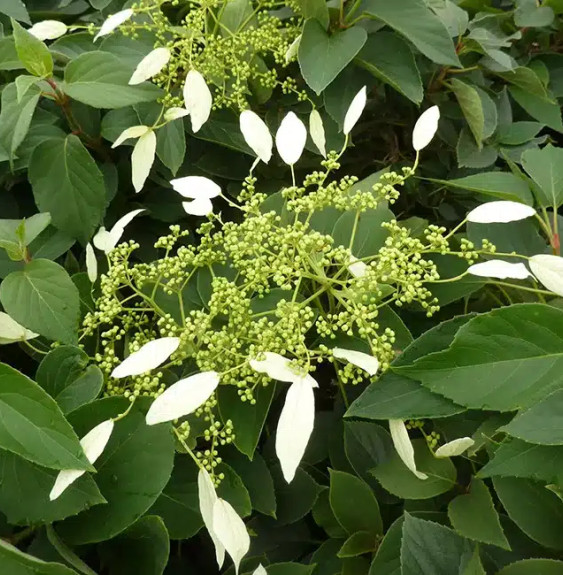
[36,346,103,414]
[29,135,106,243]
[0,540,77,575]
[448,478,509,549]
[509,87,563,133]
[298,19,367,95]
[450,79,485,146]
[355,32,423,104]
[0,363,91,471]
[356,0,460,66]
[0,212,51,260]
[11,19,53,77]
[497,559,563,574]
[493,477,563,550]
[395,304,563,412]
[521,144,563,207]
[57,398,175,544]
[0,0,30,23]
[62,52,163,109]
[368,516,403,575]
[0,259,80,344]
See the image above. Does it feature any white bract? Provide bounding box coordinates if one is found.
[93,208,145,254]
[131,130,157,193]
[212,498,251,575]
[276,375,317,483]
[240,110,273,163]
[467,201,536,224]
[343,86,367,136]
[333,348,379,376]
[412,106,440,151]
[0,312,38,345]
[129,47,171,85]
[198,469,226,568]
[285,34,301,64]
[309,110,326,157]
[468,260,530,280]
[111,337,180,378]
[529,254,563,297]
[94,9,133,41]
[348,256,367,278]
[146,371,220,425]
[249,351,298,382]
[253,566,267,575]
[85,242,97,283]
[28,20,67,40]
[184,70,213,133]
[111,125,150,148]
[49,420,114,501]
[276,112,307,165]
[435,437,475,458]
[164,107,190,122]
[171,175,221,216]
[389,419,428,480]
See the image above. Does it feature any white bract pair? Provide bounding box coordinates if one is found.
[0,312,38,344]
[111,126,156,193]
[170,176,221,216]
[92,208,145,254]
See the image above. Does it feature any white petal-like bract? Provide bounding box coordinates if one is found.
[467,201,536,224]
[164,107,190,122]
[171,175,222,199]
[129,47,171,85]
[198,469,225,568]
[111,337,180,378]
[389,419,428,480]
[50,420,114,501]
[343,86,367,136]
[213,498,250,574]
[182,198,214,216]
[412,106,440,151]
[309,110,326,157]
[29,20,67,40]
[146,371,220,425]
[285,34,301,64]
[349,256,367,278]
[468,260,530,280]
[131,130,157,193]
[435,437,475,458]
[240,110,273,163]
[333,348,379,376]
[253,566,267,575]
[94,208,146,253]
[184,70,212,133]
[276,376,316,483]
[276,112,307,165]
[85,242,97,283]
[0,312,38,345]
[529,254,563,297]
[94,9,133,41]
[249,352,297,383]
[111,125,149,149]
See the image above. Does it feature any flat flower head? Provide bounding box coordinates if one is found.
[240,110,273,164]
[343,86,367,136]
[111,337,180,379]
[94,9,133,41]
[529,254,563,297]
[468,260,530,280]
[28,20,67,41]
[183,70,213,133]
[309,110,326,157]
[412,105,440,151]
[129,47,171,85]
[389,419,428,480]
[276,112,307,165]
[171,176,221,199]
[467,201,536,224]
[333,348,379,376]
[435,437,475,458]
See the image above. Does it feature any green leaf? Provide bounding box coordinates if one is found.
[372,439,456,499]
[148,456,202,540]
[57,398,175,545]
[0,539,77,575]
[329,470,383,536]
[497,559,563,574]
[46,525,98,575]
[29,135,106,243]
[448,478,510,549]
[264,564,316,575]
[502,389,563,445]
[1,0,30,23]
[467,219,545,258]
[395,304,563,412]
[497,67,549,98]
[297,0,329,28]
[298,20,367,95]
[272,466,323,525]
[509,87,563,133]
[99,516,170,575]
[15,74,39,103]
[11,19,53,77]
[368,516,403,575]
[36,346,103,414]
[338,531,376,557]
[456,128,497,168]
[493,477,563,550]
[217,382,275,459]
[0,36,23,71]
[450,79,485,145]
[0,363,91,470]
[62,52,163,109]
[219,0,258,33]
[0,82,40,162]
[216,464,252,517]
[400,514,474,575]
[355,32,423,104]
[515,0,554,27]
[522,144,563,207]
[426,172,533,204]
[0,213,51,258]
[0,259,80,344]
[0,451,105,525]
[356,0,460,66]
[156,120,186,176]
[497,122,544,146]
